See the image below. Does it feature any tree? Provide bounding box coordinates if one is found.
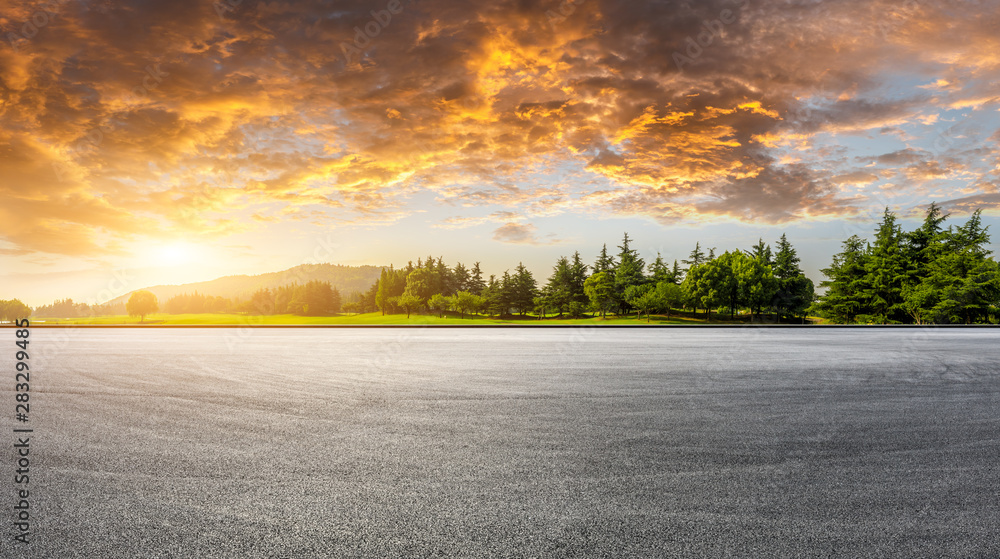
[683,256,735,321]
[749,238,773,266]
[435,257,454,296]
[468,262,486,295]
[624,283,656,321]
[614,232,646,314]
[705,252,741,320]
[814,235,868,323]
[126,290,159,322]
[648,253,671,283]
[655,281,684,319]
[289,281,340,315]
[584,271,616,318]
[735,252,778,321]
[593,244,615,273]
[511,262,538,315]
[0,299,32,323]
[771,234,813,320]
[393,293,423,318]
[375,269,390,315]
[428,293,452,318]
[682,242,706,270]
[861,208,907,323]
[404,267,440,302]
[568,252,589,305]
[452,262,470,294]
[543,256,574,315]
[453,291,479,319]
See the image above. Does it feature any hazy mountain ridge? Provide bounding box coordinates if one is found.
[109,263,384,305]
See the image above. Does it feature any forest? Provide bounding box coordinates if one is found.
[338,231,815,323]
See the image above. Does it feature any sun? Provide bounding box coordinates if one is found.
[156,242,196,266]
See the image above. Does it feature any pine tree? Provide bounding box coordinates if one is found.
[512,262,538,316]
[468,262,486,295]
[375,269,390,315]
[569,251,589,306]
[862,208,907,323]
[593,244,615,273]
[683,242,706,269]
[771,234,813,320]
[614,232,646,314]
[815,235,868,323]
[750,238,772,266]
[671,260,683,284]
[452,262,471,294]
[648,252,670,282]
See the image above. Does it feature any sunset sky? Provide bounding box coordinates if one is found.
[2,0,999,306]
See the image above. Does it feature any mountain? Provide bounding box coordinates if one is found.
[108,263,384,305]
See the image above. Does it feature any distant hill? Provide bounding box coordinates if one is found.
[109,263,384,305]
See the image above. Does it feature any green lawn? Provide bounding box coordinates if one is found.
[28,311,788,326]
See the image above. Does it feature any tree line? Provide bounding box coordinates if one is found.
[0,299,32,323]
[340,232,816,322]
[13,205,999,325]
[813,205,1000,324]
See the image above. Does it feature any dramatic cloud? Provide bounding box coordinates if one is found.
[1,0,998,259]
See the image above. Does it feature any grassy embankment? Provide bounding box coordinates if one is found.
[30,311,821,325]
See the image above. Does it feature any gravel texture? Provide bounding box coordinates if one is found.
[3,327,999,558]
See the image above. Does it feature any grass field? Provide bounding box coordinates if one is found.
[28,310,810,326]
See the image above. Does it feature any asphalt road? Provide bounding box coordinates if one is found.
[3,327,999,557]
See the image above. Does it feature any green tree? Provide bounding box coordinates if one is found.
[468,262,486,295]
[584,271,616,318]
[861,208,907,323]
[511,262,538,315]
[750,238,773,266]
[708,252,742,320]
[405,267,440,302]
[392,293,423,318]
[452,262,471,293]
[736,252,778,321]
[543,256,574,315]
[626,284,660,322]
[428,293,452,318]
[593,244,615,273]
[0,299,32,323]
[814,235,869,323]
[375,269,390,315]
[771,234,814,320]
[290,280,340,315]
[435,257,454,296]
[453,291,479,319]
[614,232,646,314]
[126,290,159,322]
[682,242,706,271]
[648,253,671,283]
[655,281,684,319]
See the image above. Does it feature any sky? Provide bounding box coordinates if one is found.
[1,0,999,306]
